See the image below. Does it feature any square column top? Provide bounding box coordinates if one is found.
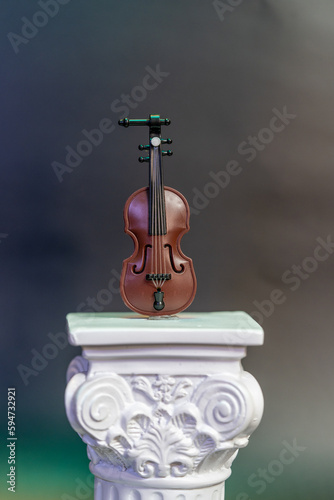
[66,311,263,347]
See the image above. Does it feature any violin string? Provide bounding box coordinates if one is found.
[162,148,167,288]
[157,145,162,289]
[157,146,162,288]
[154,146,159,289]
[158,146,165,289]
[157,150,160,288]
[151,148,156,287]
[160,147,164,288]
[151,143,167,290]
[160,169,166,288]
[158,148,161,287]
[154,145,158,288]
[153,147,157,289]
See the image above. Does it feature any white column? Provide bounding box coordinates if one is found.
[65,312,264,500]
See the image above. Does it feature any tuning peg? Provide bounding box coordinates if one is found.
[118,118,130,127]
[161,138,173,144]
[138,156,150,163]
[138,144,150,151]
[162,150,173,157]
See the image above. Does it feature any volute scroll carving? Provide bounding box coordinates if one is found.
[65,369,263,482]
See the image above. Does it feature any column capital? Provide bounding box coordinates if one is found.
[65,312,264,500]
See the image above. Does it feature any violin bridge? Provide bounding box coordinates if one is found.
[146,273,171,281]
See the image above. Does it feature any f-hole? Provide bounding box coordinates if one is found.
[164,244,184,273]
[132,244,152,274]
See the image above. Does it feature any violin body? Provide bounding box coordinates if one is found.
[121,186,196,316]
[118,114,196,316]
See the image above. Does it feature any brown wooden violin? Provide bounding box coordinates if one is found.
[118,114,196,316]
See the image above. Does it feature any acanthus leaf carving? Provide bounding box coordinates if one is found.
[133,375,192,405]
[66,371,258,480]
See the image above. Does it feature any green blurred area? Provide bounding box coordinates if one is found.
[1,425,333,500]
[0,423,93,500]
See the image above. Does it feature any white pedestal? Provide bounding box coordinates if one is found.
[65,312,264,500]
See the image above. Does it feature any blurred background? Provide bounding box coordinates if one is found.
[1,1,333,499]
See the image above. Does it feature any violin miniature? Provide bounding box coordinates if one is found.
[118,114,196,316]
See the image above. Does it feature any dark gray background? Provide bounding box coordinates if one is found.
[1,1,333,499]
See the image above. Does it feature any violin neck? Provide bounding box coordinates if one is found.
[149,140,167,236]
